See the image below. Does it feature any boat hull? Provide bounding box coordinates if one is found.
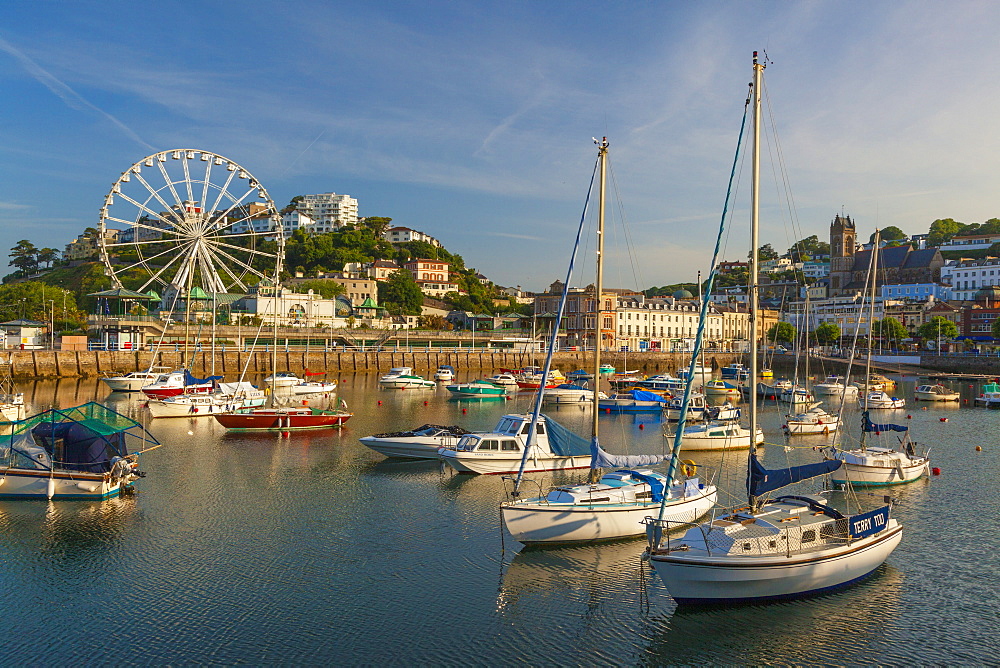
[784,420,839,435]
[649,523,902,605]
[142,383,214,399]
[359,436,461,459]
[438,451,591,475]
[214,409,351,430]
[0,467,132,499]
[914,392,959,401]
[830,459,928,486]
[503,489,718,544]
[147,396,266,418]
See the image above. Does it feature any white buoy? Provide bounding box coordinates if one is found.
[46,477,56,499]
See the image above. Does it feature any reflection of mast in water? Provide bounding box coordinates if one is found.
[643,564,904,664]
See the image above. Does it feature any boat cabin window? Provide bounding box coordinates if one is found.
[496,418,514,433]
[519,422,545,435]
[500,440,520,451]
[457,436,478,451]
[801,530,816,543]
[479,439,499,451]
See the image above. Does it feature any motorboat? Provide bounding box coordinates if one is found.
[438,413,592,475]
[516,367,565,389]
[853,373,896,392]
[645,55,901,606]
[100,369,167,392]
[214,406,352,430]
[541,383,605,404]
[677,364,712,380]
[704,380,741,400]
[283,370,337,395]
[447,380,509,397]
[974,381,1000,407]
[914,384,959,401]
[598,387,670,413]
[779,385,816,405]
[378,367,435,389]
[359,424,472,459]
[665,393,708,421]
[859,390,905,409]
[721,363,748,380]
[263,371,303,388]
[0,402,155,499]
[812,375,859,396]
[599,363,615,374]
[783,403,840,435]
[637,374,685,393]
[141,370,221,399]
[485,372,520,388]
[146,382,266,418]
[566,369,594,381]
[829,412,930,486]
[433,365,455,382]
[675,422,763,451]
[756,378,792,398]
[607,370,646,389]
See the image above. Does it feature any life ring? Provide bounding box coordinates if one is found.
[680,459,698,477]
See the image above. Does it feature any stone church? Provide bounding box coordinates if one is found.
[828,214,943,296]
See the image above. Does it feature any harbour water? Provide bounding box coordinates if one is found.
[0,372,996,664]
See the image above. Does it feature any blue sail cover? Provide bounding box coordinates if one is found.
[621,469,665,502]
[627,389,669,403]
[184,369,223,386]
[749,456,842,498]
[861,410,908,433]
[590,438,664,469]
[543,415,591,457]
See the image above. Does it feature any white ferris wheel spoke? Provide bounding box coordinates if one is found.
[205,187,259,235]
[207,167,237,216]
[200,158,213,218]
[210,244,270,280]
[203,244,251,292]
[181,155,194,203]
[124,242,193,293]
[114,192,183,232]
[131,171,186,227]
[155,158,187,216]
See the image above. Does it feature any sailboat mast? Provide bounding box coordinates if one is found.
[861,230,880,449]
[748,52,763,509]
[591,138,608,441]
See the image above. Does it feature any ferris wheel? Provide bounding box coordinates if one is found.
[98,149,284,300]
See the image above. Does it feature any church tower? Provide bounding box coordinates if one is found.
[829,214,856,295]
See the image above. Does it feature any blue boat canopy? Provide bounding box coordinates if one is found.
[184,369,223,386]
[861,410,908,433]
[748,455,842,498]
[627,389,669,403]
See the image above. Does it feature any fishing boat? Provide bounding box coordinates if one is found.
[0,402,157,499]
[813,375,859,396]
[645,54,901,606]
[359,424,472,459]
[378,367,436,389]
[433,365,455,382]
[446,380,508,397]
[720,363,749,382]
[214,406,352,430]
[783,403,840,435]
[665,394,710,421]
[100,368,167,392]
[437,413,591,475]
[974,381,1000,407]
[146,382,266,418]
[499,138,718,543]
[598,387,670,413]
[141,369,220,399]
[914,384,959,401]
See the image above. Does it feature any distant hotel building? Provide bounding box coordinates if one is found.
[383,226,440,247]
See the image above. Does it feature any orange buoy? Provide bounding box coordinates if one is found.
[424,401,428,406]
[302,400,308,406]
[605,408,611,414]
[906,415,912,419]
[932,467,941,475]
[639,424,644,430]
[976,445,983,451]
[462,408,467,414]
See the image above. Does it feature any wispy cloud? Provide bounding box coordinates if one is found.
[0,201,31,211]
[488,231,545,241]
[0,34,154,151]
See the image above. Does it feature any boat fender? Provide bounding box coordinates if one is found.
[46,477,55,499]
[77,482,100,493]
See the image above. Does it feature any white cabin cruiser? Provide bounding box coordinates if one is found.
[378,367,435,389]
[812,375,858,396]
[438,413,591,475]
[859,390,905,409]
[914,384,959,401]
[101,369,166,393]
[675,422,763,451]
[783,403,840,435]
[264,372,302,388]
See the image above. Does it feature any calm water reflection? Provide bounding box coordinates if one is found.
[0,372,996,664]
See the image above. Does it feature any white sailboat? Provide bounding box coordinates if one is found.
[500,138,718,544]
[644,53,902,605]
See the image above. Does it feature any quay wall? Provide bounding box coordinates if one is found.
[5,350,765,380]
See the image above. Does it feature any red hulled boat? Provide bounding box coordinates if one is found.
[214,406,352,430]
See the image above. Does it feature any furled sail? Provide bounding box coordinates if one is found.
[590,438,664,469]
[748,455,842,498]
[861,410,908,433]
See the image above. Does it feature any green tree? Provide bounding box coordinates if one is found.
[787,235,831,261]
[361,216,393,239]
[280,195,304,215]
[927,218,963,247]
[766,321,796,345]
[755,243,779,262]
[872,316,908,345]
[292,280,346,299]
[870,226,907,244]
[37,248,60,268]
[814,322,841,345]
[992,317,1000,341]
[8,240,39,274]
[918,316,958,342]
[378,269,424,315]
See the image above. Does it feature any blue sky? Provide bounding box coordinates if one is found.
[2,1,999,292]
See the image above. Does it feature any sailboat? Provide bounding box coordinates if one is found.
[500,138,718,544]
[644,53,902,605]
[827,231,929,485]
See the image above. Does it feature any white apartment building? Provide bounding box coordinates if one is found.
[938,233,1000,252]
[384,226,440,247]
[941,258,1000,301]
[297,193,358,229]
[616,297,725,352]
